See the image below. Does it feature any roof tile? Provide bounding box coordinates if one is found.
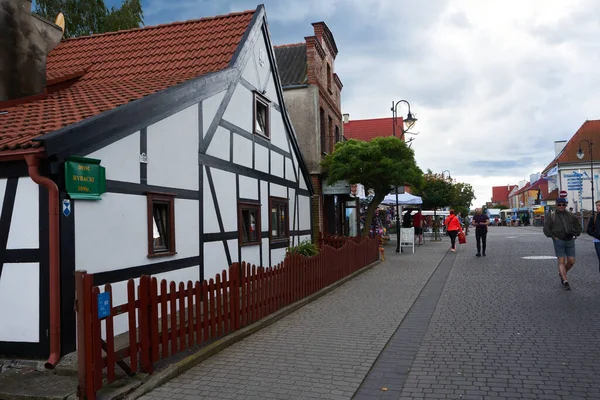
[343,117,403,142]
[0,9,255,152]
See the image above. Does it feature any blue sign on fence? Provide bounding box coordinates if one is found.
[97,292,110,319]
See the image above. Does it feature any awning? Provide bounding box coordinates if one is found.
[381,192,423,205]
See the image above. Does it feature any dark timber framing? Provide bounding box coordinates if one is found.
[0,4,318,358]
[0,181,50,358]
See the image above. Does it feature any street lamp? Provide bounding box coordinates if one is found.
[441,170,451,180]
[577,139,594,216]
[391,100,418,252]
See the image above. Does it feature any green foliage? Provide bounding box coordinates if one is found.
[451,181,476,211]
[34,0,144,39]
[321,137,423,236]
[415,170,455,210]
[286,240,319,257]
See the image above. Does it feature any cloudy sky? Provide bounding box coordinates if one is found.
[107,0,600,206]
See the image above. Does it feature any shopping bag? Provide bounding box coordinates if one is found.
[458,231,466,244]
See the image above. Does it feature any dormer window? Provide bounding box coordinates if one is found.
[253,92,270,138]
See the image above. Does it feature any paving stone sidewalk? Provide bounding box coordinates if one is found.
[140,240,452,400]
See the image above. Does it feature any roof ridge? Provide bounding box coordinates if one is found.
[61,9,256,42]
[274,42,306,48]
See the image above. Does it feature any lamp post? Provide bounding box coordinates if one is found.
[577,139,594,219]
[441,170,451,180]
[391,100,418,252]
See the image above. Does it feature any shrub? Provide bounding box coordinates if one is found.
[286,240,319,257]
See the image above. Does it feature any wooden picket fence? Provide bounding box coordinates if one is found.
[76,236,379,399]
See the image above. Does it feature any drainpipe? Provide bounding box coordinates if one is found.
[24,154,61,369]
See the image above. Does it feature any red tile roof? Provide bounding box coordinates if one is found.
[0,9,255,153]
[491,185,517,203]
[542,120,600,173]
[343,117,404,142]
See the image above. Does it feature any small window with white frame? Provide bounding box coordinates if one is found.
[253,92,270,138]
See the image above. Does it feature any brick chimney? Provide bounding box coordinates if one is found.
[0,0,63,104]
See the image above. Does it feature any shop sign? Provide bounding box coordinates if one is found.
[65,156,106,200]
[323,180,351,195]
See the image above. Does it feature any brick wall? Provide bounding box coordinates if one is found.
[311,174,323,239]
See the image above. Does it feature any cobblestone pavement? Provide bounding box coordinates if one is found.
[141,227,600,399]
[140,239,449,400]
[394,226,600,400]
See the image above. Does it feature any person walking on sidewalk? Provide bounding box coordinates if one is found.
[444,209,462,252]
[413,209,424,246]
[543,197,582,290]
[472,208,489,256]
[586,200,600,273]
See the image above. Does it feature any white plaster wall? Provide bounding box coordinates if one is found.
[299,235,311,243]
[255,145,269,173]
[203,91,226,138]
[239,175,258,200]
[260,181,269,231]
[270,152,284,178]
[271,248,286,266]
[253,35,272,96]
[203,167,220,234]
[288,188,296,232]
[0,263,38,342]
[206,126,230,162]
[7,177,38,249]
[270,109,288,152]
[265,75,279,107]
[147,105,199,190]
[241,245,260,267]
[233,135,253,169]
[227,239,238,266]
[285,158,295,182]
[86,132,140,183]
[299,195,311,230]
[204,241,227,281]
[299,173,308,190]
[222,84,252,132]
[75,193,199,273]
[241,45,260,89]
[270,183,287,199]
[210,169,237,231]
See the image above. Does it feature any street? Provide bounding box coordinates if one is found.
[139,226,600,400]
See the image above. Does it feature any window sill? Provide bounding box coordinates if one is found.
[240,241,261,247]
[253,131,270,140]
[147,251,177,259]
[270,239,289,249]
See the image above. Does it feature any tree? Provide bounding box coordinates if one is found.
[34,0,144,39]
[321,137,422,237]
[414,171,454,240]
[450,181,476,219]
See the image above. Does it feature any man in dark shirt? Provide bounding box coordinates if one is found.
[472,208,489,257]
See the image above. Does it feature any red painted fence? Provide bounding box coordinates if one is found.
[75,236,379,399]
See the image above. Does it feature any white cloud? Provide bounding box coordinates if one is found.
[142,0,600,207]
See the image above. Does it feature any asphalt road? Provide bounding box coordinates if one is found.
[140,226,600,400]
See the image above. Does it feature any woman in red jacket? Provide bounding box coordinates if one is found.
[444,209,463,252]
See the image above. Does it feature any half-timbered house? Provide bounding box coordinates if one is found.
[0,3,313,362]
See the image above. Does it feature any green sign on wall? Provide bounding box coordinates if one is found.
[64,156,106,200]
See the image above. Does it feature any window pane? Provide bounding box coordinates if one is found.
[271,206,278,237]
[241,209,251,243]
[153,202,169,252]
[278,205,286,236]
[256,102,267,134]
[249,210,257,241]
